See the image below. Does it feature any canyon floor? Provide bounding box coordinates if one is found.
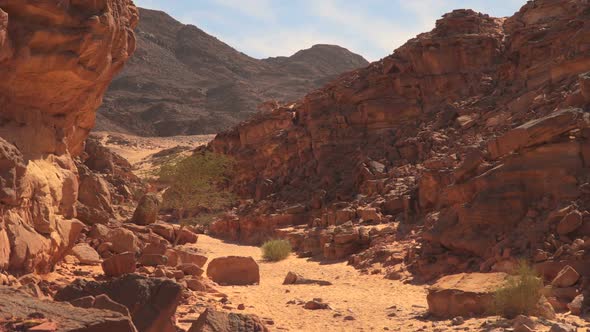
[78,132,588,332]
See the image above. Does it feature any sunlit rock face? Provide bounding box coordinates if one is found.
[0,0,137,273]
[208,0,590,279]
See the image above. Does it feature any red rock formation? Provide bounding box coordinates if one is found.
[208,0,590,282]
[0,0,137,273]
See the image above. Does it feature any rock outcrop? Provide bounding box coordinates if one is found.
[188,308,269,332]
[0,0,137,273]
[56,274,182,332]
[427,272,510,318]
[97,8,369,136]
[0,286,137,331]
[207,0,590,290]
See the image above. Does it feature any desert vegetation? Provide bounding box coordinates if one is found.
[261,239,292,261]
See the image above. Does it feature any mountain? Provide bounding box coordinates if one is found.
[207,1,590,282]
[97,8,368,136]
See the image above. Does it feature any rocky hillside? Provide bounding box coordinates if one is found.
[97,8,369,136]
[0,0,137,274]
[208,0,590,292]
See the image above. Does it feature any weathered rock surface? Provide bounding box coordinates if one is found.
[188,308,269,332]
[132,194,160,225]
[205,0,590,285]
[56,274,182,332]
[102,252,137,277]
[68,243,101,265]
[427,273,510,318]
[0,0,137,273]
[207,256,260,285]
[0,286,137,331]
[283,271,332,286]
[552,265,580,288]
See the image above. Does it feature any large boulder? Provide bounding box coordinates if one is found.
[551,266,580,288]
[68,243,101,265]
[102,252,137,277]
[175,246,208,267]
[207,256,260,285]
[0,286,136,331]
[56,274,182,332]
[188,308,269,332]
[427,272,510,318]
[109,228,140,254]
[131,194,160,225]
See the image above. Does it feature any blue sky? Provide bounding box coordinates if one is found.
[134,0,526,61]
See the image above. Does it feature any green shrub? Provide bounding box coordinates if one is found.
[261,239,292,261]
[492,260,543,318]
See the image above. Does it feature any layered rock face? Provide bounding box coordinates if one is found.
[209,1,590,279]
[0,0,137,273]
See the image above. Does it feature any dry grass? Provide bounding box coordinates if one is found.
[261,239,292,262]
[492,260,543,318]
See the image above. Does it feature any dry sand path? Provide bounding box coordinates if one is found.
[193,235,431,332]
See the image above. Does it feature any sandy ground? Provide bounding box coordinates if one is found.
[188,236,453,332]
[91,131,214,176]
[64,133,588,332]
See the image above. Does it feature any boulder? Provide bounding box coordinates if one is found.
[549,323,576,332]
[138,254,168,267]
[178,263,204,277]
[282,271,332,286]
[94,294,132,317]
[132,194,160,225]
[78,167,114,215]
[56,274,182,332]
[68,243,101,265]
[188,308,269,332]
[427,272,510,318]
[175,247,208,267]
[102,252,137,277]
[207,256,260,285]
[557,211,583,235]
[0,286,136,331]
[303,299,330,310]
[109,228,140,254]
[551,266,580,288]
[70,294,131,317]
[567,294,584,315]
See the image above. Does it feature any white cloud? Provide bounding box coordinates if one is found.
[309,0,435,60]
[210,0,276,21]
[223,27,361,60]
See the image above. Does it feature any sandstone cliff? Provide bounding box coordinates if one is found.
[208,0,590,281]
[97,8,369,136]
[0,0,137,273]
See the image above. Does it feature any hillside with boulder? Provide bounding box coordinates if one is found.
[207,0,590,311]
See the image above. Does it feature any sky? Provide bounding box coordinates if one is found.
[134,0,526,62]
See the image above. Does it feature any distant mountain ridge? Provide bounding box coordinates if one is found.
[97,8,369,136]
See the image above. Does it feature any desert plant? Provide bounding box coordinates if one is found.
[261,239,292,261]
[157,151,235,245]
[492,260,544,318]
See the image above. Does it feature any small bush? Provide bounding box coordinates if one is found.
[261,239,292,261]
[492,260,543,318]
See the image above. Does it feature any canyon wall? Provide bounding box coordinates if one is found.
[0,0,137,273]
[209,0,590,279]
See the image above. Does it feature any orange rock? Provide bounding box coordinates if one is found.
[102,252,136,277]
[206,256,260,286]
[0,0,137,273]
[427,272,509,318]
